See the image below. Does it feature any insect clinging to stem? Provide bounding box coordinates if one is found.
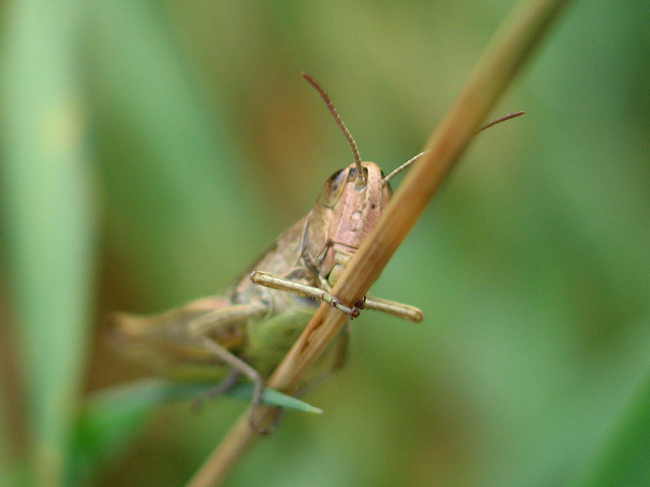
[113,73,523,419]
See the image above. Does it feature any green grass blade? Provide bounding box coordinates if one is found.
[66,379,322,485]
[567,364,650,487]
[0,1,95,485]
[86,0,263,307]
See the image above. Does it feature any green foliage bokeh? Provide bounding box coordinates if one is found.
[0,0,649,486]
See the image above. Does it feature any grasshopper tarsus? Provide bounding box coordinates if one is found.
[249,407,285,435]
[248,382,271,434]
[326,296,358,317]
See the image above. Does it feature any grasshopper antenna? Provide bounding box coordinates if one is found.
[382,152,425,186]
[302,72,366,188]
[383,111,524,185]
[479,111,525,132]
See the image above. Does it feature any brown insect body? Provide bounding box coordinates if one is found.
[114,74,423,402]
[114,74,522,413]
[115,160,399,387]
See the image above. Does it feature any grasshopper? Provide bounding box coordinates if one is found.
[114,74,422,412]
[114,74,520,414]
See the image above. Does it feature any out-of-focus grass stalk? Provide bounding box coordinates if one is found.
[186,0,573,485]
[566,366,650,487]
[0,2,94,486]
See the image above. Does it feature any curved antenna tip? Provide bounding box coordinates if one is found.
[382,152,426,186]
[302,73,366,188]
[479,111,525,132]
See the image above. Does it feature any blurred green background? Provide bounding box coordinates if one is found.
[1,0,649,486]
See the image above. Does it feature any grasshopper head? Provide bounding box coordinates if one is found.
[300,73,416,286]
[306,161,392,286]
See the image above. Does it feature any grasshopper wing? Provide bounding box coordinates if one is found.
[112,296,265,383]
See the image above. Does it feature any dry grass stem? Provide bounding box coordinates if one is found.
[186,0,572,485]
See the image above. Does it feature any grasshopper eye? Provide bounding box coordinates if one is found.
[321,168,348,207]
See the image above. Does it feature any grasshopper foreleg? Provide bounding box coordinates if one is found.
[360,295,423,323]
[251,270,423,322]
[250,270,360,317]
